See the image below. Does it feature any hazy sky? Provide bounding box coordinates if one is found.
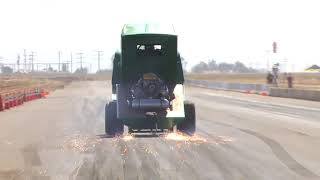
[0,0,319,72]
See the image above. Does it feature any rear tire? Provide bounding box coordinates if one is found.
[177,101,196,135]
[105,101,124,136]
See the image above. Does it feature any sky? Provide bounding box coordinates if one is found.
[0,0,319,72]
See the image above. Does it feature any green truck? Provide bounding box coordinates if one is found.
[105,24,196,135]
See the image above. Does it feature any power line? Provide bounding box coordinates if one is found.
[70,52,73,73]
[77,52,84,69]
[58,51,61,72]
[29,51,35,72]
[17,54,20,72]
[24,49,27,72]
[96,50,103,72]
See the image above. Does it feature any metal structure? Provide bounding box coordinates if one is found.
[105,24,196,135]
[0,50,92,73]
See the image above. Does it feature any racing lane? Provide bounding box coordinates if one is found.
[0,81,319,180]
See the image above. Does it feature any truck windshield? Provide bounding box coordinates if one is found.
[137,44,162,56]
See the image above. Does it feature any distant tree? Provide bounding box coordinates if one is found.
[74,68,88,74]
[191,61,208,73]
[191,60,258,73]
[207,60,218,71]
[233,61,249,73]
[48,66,54,72]
[1,66,13,74]
[218,62,234,72]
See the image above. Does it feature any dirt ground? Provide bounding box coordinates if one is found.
[0,81,319,179]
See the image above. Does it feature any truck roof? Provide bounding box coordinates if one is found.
[122,24,176,36]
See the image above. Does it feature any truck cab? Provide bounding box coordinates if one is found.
[106,24,195,135]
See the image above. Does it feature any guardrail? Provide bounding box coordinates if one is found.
[0,88,49,112]
[186,79,270,96]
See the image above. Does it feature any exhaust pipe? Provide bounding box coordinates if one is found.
[129,99,169,109]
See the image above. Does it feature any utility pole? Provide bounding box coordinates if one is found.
[0,57,3,72]
[29,52,35,72]
[17,54,20,72]
[24,49,27,72]
[96,50,103,72]
[77,52,84,69]
[70,53,73,73]
[58,51,61,72]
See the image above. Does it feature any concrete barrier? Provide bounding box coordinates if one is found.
[269,88,320,101]
[186,79,320,101]
[186,79,270,94]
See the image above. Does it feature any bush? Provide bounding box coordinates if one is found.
[74,68,88,74]
[1,66,13,74]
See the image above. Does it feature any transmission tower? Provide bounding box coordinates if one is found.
[96,50,103,72]
[29,52,35,72]
[77,52,84,69]
[58,51,61,72]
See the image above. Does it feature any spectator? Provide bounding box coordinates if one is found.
[287,73,293,88]
[266,72,273,84]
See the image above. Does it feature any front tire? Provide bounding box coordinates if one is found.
[105,101,124,136]
[177,101,196,135]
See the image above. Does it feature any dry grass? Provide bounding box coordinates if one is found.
[0,72,113,94]
[2,72,319,91]
[0,74,68,94]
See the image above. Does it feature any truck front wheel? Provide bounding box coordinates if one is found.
[105,101,124,136]
[177,101,196,135]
